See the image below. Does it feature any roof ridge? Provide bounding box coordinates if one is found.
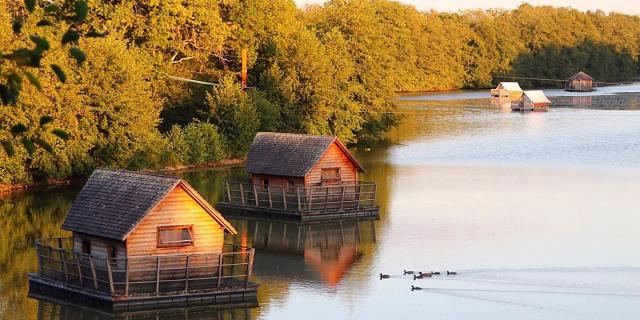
[94,168,180,180]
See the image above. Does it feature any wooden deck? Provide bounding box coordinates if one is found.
[30,238,258,311]
[216,181,379,220]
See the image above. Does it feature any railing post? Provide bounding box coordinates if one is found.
[253,184,259,207]
[356,184,361,209]
[57,238,69,282]
[267,186,273,208]
[282,187,287,210]
[308,188,313,213]
[296,187,302,211]
[89,256,98,289]
[245,248,255,287]
[323,187,329,212]
[155,257,161,294]
[372,184,377,206]
[340,186,345,211]
[185,255,190,293]
[239,183,245,205]
[125,259,129,296]
[225,180,232,203]
[106,258,115,295]
[75,252,83,286]
[217,253,224,288]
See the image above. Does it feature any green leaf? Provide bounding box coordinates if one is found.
[36,20,54,27]
[74,1,88,22]
[34,138,53,154]
[51,64,66,83]
[61,30,80,45]
[52,129,69,140]
[1,141,15,157]
[24,71,42,91]
[69,47,86,65]
[7,73,22,93]
[86,30,106,38]
[39,115,54,126]
[24,0,36,12]
[22,138,35,156]
[11,123,28,136]
[12,20,23,34]
[30,35,50,51]
[43,4,59,13]
[5,48,42,67]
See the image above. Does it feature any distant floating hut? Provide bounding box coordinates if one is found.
[491,82,523,98]
[217,132,379,220]
[29,169,257,311]
[512,90,551,111]
[565,71,596,92]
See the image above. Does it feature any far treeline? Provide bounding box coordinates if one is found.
[1,0,639,185]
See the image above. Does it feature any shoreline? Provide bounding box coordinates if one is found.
[0,158,244,197]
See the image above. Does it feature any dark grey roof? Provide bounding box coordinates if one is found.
[62,169,182,240]
[568,71,593,81]
[245,132,364,177]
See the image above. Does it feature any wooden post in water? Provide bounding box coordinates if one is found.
[245,249,255,287]
[225,180,232,203]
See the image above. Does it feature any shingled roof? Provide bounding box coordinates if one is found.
[568,71,594,81]
[62,168,236,240]
[245,132,365,177]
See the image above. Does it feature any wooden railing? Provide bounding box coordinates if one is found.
[35,238,255,298]
[220,181,377,215]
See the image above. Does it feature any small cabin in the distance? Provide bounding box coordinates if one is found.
[61,169,237,264]
[245,132,365,189]
[491,82,523,99]
[566,71,595,92]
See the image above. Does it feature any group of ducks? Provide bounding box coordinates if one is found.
[379,269,457,280]
[379,270,459,291]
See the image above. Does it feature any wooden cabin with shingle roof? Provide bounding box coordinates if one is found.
[30,169,257,311]
[217,132,379,221]
[566,71,595,92]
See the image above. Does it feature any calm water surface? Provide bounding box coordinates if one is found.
[3,85,640,319]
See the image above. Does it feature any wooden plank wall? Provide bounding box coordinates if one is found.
[305,142,358,186]
[72,233,127,268]
[126,185,225,257]
[251,175,304,188]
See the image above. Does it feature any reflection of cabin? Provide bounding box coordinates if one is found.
[512,90,551,111]
[29,169,257,311]
[217,132,379,221]
[566,71,595,92]
[491,82,523,98]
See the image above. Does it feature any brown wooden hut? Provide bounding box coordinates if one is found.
[512,90,551,111]
[245,132,365,189]
[217,132,378,220]
[30,169,257,310]
[566,71,595,92]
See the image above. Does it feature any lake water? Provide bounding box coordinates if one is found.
[2,85,640,319]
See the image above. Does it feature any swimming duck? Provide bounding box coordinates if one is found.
[411,285,422,291]
[432,271,441,275]
[380,273,390,279]
[403,270,415,275]
[447,271,457,275]
[413,272,432,280]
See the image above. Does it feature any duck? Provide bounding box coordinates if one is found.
[447,271,457,275]
[413,272,432,280]
[432,271,441,275]
[403,270,415,275]
[380,273,390,279]
[411,285,422,291]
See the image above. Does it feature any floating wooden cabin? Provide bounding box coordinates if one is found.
[29,169,257,311]
[217,132,379,221]
[512,90,551,111]
[566,71,596,92]
[491,82,523,99]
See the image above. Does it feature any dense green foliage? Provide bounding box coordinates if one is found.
[1,0,640,185]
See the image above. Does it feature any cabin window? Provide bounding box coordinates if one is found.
[287,180,296,193]
[81,240,91,254]
[107,245,117,265]
[262,178,269,190]
[321,168,341,183]
[158,225,194,247]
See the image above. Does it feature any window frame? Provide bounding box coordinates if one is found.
[157,225,195,248]
[321,167,341,183]
[262,178,269,191]
[81,239,91,255]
